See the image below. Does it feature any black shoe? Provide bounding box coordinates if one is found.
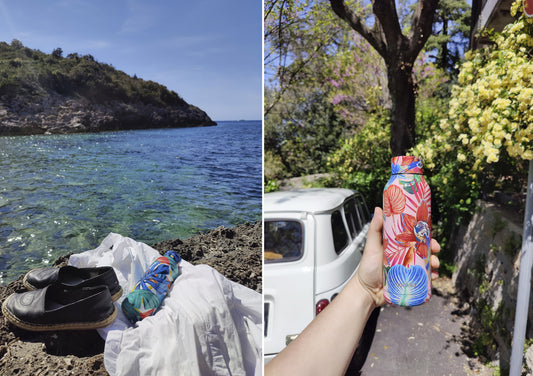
[2,284,117,331]
[23,266,122,302]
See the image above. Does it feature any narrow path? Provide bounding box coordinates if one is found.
[347,278,496,375]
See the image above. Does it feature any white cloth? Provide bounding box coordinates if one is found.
[69,233,262,376]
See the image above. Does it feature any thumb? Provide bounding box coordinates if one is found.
[364,207,383,256]
[356,206,385,307]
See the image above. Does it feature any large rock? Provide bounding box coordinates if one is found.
[152,222,262,293]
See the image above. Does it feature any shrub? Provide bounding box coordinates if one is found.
[325,111,391,209]
[52,47,63,58]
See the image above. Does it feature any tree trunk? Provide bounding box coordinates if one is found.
[329,0,438,157]
[387,61,416,156]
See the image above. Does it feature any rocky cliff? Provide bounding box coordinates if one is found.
[0,41,216,135]
[0,94,216,135]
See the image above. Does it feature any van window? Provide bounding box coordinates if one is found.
[331,210,349,254]
[264,220,304,263]
[357,195,371,223]
[344,200,362,238]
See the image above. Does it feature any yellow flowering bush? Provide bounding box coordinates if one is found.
[408,1,531,266]
[415,0,533,169]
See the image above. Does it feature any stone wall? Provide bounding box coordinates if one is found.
[452,200,532,372]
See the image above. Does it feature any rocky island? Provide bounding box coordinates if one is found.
[0,40,216,136]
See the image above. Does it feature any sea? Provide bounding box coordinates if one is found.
[0,120,262,285]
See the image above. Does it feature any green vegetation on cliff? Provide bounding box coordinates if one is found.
[0,39,185,107]
[0,39,215,135]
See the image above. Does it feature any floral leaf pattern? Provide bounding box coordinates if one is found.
[383,185,406,217]
[386,265,429,306]
[383,156,431,306]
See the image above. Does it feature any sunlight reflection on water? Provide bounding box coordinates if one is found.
[0,121,262,284]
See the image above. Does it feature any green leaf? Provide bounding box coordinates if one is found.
[383,265,391,286]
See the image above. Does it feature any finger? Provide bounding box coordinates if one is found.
[364,207,383,255]
[370,207,383,233]
[430,238,441,254]
[430,254,439,269]
[430,255,440,280]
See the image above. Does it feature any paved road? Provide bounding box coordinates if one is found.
[346,281,495,375]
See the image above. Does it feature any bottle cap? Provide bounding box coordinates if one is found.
[391,156,423,175]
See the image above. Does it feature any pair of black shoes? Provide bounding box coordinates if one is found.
[2,266,122,332]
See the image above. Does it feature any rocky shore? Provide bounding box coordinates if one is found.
[0,222,261,375]
[0,94,216,136]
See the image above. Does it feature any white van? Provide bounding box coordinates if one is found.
[263,188,371,363]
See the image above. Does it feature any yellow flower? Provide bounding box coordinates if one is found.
[494,98,511,110]
[487,151,499,163]
[458,134,469,145]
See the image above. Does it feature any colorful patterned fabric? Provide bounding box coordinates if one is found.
[121,250,181,323]
[383,156,431,307]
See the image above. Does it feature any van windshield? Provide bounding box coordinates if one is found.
[264,220,303,263]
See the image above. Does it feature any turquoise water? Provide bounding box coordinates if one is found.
[0,120,262,284]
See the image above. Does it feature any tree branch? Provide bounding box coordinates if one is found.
[329,0,386,58]
[264,0,279,21]
[407,0,439,61]
[372,0,406,58]
[277,0,288,73]
[264,42,327,117]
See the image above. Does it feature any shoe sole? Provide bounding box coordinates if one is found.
[22,272,123,302]
[110,287,123,302]
[1,296,118,332]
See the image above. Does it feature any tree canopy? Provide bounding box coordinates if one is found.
[425,0,471,74]
[264,0,454,182]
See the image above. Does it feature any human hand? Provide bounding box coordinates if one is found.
[353,207,441,309]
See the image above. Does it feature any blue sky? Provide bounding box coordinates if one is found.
[0,0,262,121]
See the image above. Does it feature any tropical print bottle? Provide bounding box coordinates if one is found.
[121,250,182,323]
[382,156,431,306]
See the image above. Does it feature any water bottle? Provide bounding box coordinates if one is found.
[382,156,431,306]
[121,250,181,323]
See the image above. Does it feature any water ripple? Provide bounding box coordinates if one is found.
[0,121,262,284]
